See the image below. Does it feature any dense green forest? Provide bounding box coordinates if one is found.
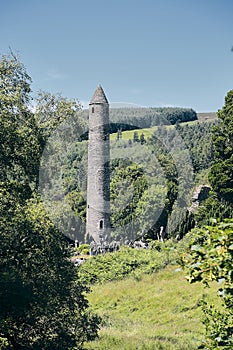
[40,116,215,242]
[80,106,197,135]
[1,52,233,350]
[82,106,197,127]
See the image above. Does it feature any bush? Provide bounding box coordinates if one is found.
[181,220,233,349]
[78,237,194,285]
[78,243,90,255]
[0,338,12,350]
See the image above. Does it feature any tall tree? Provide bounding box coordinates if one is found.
[0,53,99,349]
[209,90,233,203]
[35,91,86,142]
[0,53,41,187]
[133,131,139,142]
[0,194,99,350]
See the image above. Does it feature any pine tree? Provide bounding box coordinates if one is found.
[140,133,145,144]
[133,131,139,142]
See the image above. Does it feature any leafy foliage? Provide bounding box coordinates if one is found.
[0,337,12,350]
[0,53,99,349]
[0,54,41,186]
[78,235,198,285]
[176,121,215,172]
[35,91,86,141]
[181,220,233,349]
[78,246,169,285]
[0,196,100,349]
[55,117,215,241]
[209,90,233,203]
[194,192,233,227]
[110,163,148,230]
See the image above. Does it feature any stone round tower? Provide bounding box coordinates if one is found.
[86,85,111,243]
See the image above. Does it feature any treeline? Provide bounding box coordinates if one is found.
[81,106,197,130]
[80,122,140,141]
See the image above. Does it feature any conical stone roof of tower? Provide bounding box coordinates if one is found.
[90,84,109,104]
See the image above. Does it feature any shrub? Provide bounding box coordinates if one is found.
[181,220,233,349]
[78,243,90,255]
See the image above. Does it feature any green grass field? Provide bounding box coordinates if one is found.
[110,126,157,141]
[109,116,216,142]
[85,265,219,350]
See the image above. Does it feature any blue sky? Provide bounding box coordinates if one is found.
[0,0,233,111]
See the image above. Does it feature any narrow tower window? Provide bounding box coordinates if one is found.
[92,107,94,113]
[99,220,104,230]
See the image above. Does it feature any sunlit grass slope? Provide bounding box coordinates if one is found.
[109,114,216,142]
[110,126,157,141]
[85,265,218,350]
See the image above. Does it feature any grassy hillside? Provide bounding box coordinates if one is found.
[110,126,156,141]
[85,265,219,350]
[109,116,215,141]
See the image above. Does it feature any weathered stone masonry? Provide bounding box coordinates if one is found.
[86,85,111,242]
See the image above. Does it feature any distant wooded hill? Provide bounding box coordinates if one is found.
[81,107,197,131]
[197,112,217,122]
